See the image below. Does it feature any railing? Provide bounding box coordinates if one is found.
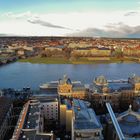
[106,103,125,140]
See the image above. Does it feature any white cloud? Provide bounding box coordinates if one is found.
[27,18,72,30]
[0,10,140,37]
[1,11,33,19]
[124,11,138,16]
[69,23,140,38]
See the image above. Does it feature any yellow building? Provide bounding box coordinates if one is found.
[72,47,111,57]
[60,99,73,132]
[66,110,73,132]
[58,75,88,99]
[58,75,72,93]
[128,74,140,92]
[60,104,67,125]
[58,84,72,93]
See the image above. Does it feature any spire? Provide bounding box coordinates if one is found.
[128,104,132,112]
[63,74,68,79]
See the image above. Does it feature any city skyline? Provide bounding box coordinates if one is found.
[0,0,140,37]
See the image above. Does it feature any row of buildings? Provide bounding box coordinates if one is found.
[52,75,140,110]
[0,37,140,63]
[1,74,140,139]
[1,37,140,50]
[6,93,140,140]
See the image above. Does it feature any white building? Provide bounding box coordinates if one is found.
[32,95,59,121]
[41,98,59,120]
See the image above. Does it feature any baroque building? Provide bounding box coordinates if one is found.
[58,75,88,99]
[128,74,140,92]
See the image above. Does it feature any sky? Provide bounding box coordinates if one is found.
[0,0,140,37]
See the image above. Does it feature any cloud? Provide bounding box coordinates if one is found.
[68,23,140,38]
[0,33,18,36]
[1,10,140,36]
[2,11,33,19]
[124,11,138,16]
[27,18,72,30]
[0,33,9,36]
[1,11,73,31]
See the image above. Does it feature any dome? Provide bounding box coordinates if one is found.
[94,75,108,86]
[129,74,140,83]
[123,114,139,125]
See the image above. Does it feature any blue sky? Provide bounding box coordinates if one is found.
[0,0,139,13]
[0,0,140,37]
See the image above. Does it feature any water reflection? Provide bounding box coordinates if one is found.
[0,62,140,89]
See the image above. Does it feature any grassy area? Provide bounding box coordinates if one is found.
[18,56,140,64]
[18,57,70,64]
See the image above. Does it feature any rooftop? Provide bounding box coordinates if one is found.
[0,97,12,127]
[72,83,86,91]
[73,99,102,130]
[59,75,72,85]
[23,103,39,129]
[32,95,58,103]
[12,100,54,140]
[109,83,132,92]
[19,131,53,140]
[117,105,140,137]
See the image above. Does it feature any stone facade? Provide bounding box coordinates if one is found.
[58,75,88,99]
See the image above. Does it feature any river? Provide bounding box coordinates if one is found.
[0,62,140,89]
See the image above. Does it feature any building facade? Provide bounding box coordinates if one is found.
[58,75,88,99]
[72,99,103,140]
[128,74,140,92]
[11,99,55,140]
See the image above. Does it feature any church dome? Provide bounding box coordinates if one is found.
[94,75,108,86]
[123,114,139,125]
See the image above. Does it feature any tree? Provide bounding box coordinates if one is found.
[62,47,72,59]
[114,48,123,58]
[71,52,80,60]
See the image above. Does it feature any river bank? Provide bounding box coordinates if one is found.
[18,56,140,64]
